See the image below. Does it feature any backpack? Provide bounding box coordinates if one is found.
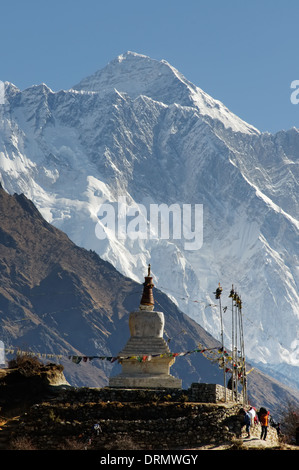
[258,407,267,421]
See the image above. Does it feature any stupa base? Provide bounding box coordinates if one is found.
[109,373,182,389]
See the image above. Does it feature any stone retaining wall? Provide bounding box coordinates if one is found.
[11,385,279,450]
[189,383,244,403]
[53,382,243,404]
[16,400,243,450]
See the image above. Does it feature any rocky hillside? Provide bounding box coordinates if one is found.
[0,356,68,412]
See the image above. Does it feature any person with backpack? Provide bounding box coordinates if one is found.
[259,408,269,440]
[239,408,251,438]
[248,406,257,426]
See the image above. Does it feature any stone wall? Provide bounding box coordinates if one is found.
[10,385,279,450]
[56,382,243,404]
[189,383,244,403]
[15,398,243,450]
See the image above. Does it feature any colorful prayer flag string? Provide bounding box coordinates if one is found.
[4,345,245,375]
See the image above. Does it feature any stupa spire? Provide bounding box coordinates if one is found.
[140,264,154,310]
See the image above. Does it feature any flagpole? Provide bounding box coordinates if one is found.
[215,283,226,402]
[229,285,236,401]
[238,295,247,405]
[233,290,239,401]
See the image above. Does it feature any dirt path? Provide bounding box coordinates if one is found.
[189,437,298,450]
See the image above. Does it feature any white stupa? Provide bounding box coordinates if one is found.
[109,264,182,389]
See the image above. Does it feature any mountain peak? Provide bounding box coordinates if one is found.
[117,51,149,61]
[72,51,259,134]
[72,51,185,101]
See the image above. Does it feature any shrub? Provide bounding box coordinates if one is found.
[7,354,64,377]
[9,436,37,450]
[8,354,44,376]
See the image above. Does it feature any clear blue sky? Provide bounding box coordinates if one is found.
[1,0,299,133]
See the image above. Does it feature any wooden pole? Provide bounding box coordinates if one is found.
[215,283,226,402]
[229,285,236,401]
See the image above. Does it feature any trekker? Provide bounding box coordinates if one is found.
[260,409,269,440]
[276,422,281,437]
[248,406,256,426]
[239,408,251,438]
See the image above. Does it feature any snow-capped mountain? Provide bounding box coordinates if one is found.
[0,51,298,387]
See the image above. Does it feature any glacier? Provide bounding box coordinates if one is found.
[0,51,298,387]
